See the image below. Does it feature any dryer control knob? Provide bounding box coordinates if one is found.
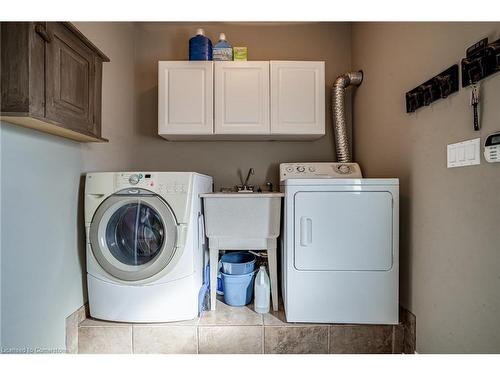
[129,174,140,185]
[337,164,351,174]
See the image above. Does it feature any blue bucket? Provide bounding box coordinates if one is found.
[220,252,256,275]
[221,270,256,307]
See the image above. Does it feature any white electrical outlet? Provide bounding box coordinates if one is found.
[447,138,481,168]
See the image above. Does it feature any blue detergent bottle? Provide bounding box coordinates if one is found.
[213,33,233,61]
[189,28,212,61]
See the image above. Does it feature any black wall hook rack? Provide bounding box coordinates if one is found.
[405,65,459,113]
[462,37,500,87]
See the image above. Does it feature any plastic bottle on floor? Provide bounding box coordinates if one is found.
[254,265,270,314]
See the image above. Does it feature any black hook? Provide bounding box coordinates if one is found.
[421,84,434,106]
[405,65,458,113]
[436,75,452,98]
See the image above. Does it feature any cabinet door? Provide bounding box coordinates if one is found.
[214,61,270,134]
[158,61,213,135]
[270,61,325,135]
[45,22,97,135]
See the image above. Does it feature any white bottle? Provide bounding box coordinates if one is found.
[254,265,270,314]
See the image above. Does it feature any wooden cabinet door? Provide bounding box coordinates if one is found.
[214,61,270,134]
[158,61,213,135]
[45,22,96,135]
[270,61,325,136]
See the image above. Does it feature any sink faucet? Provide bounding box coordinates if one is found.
[237,168,255,192]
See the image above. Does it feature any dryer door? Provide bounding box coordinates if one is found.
[294,191,393,271]
[89,190,178,281]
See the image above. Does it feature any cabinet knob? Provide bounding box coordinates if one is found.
[35,23,52,43]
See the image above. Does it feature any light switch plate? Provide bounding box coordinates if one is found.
[447,138,481,168]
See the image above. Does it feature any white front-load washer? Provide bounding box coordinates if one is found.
[84,172,212,322]
[280,162,399,324]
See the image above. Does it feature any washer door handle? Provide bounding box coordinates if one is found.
[300,217,313,246]
[87,193,105,199]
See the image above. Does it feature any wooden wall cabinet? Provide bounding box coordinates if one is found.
[158,61,325,141]
[1,22,110,142]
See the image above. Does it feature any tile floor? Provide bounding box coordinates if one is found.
[77,298,406,354]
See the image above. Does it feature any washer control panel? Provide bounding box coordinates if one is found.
[158,182,188,194]
[115,172,189,194]
[116,172,157,190]
[280,162,363,180]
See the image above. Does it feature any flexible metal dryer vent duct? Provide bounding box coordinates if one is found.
[332,71,363,163]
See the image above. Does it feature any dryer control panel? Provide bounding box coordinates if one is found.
[280,162,363,180]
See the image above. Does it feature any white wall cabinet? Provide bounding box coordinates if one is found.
[158,61,324,141]
[270,61,325,137]
[158,61,213,135]
[214,61,270,135]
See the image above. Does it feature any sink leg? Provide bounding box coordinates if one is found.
[209,246,219,311]
[267,240,279,311]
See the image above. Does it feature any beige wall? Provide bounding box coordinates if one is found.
[73,22,354,191]
[76,23,352,190]
[352,23,500,353]
[73,22,137,172]
[132,22,351,190]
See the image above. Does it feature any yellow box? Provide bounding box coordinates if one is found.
[233,47,248,61]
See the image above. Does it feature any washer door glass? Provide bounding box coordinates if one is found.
[90,193,178,282]
[106,202,164,266]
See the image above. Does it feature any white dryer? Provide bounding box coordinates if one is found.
[84,172,212,322]
[280,162,399,324]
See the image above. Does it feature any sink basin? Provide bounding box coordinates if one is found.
[201,192,284,245]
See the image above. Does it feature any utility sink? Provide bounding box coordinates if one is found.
[200,192,284,244]
[201,191,284,311]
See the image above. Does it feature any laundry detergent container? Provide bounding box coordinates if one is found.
[221,271,256,306]
[220,252,256,275]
